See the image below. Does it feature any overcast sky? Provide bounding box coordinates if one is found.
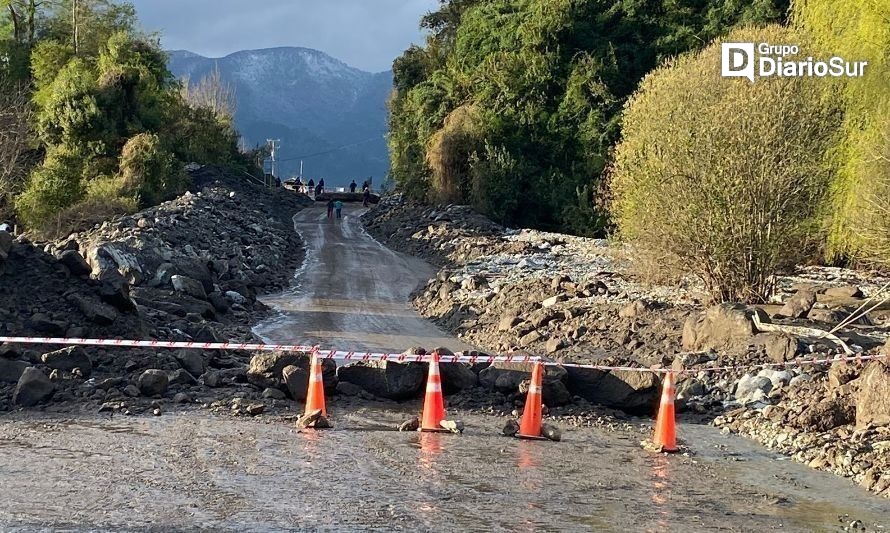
[130,0,438,72]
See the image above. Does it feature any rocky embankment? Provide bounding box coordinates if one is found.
[363,194,890,497]
[0,166,311,413]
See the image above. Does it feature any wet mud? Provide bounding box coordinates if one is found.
[0,409,887,531]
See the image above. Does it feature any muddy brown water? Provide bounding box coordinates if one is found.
[2,204,888,530]
[0,408,888,531]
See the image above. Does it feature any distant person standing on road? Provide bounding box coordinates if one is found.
[334,200,343,219]
[308,178,315,190]
[349,180,357,193]
[362,187,371,207]
[326,199,335,219]
[319,179,325,193]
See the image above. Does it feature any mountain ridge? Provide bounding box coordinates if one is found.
[167,47,392,185]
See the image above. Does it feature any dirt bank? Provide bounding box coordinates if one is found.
[362,194,890,498]
[0,166,312,413]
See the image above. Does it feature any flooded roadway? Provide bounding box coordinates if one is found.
[0,408,888,531]
[253,205,472,353]
[1,203,888,530]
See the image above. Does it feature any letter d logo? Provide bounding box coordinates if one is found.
[721,43,755,82]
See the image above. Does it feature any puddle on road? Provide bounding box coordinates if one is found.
[0,410,886,531]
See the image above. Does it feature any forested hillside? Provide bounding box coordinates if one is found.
[0,0,248,236]
[389,0,889,303]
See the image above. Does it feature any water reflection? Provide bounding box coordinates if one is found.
[647,455,671,533]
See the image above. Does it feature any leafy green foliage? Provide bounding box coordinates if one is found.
[793,0,890,263]
[4,1,249,233]
[611,26,842,303]
[119,132,184,206]
[388,0,789,235]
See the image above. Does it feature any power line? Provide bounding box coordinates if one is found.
[276,136,382,163]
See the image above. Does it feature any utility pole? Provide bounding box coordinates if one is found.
[266,138,280,187]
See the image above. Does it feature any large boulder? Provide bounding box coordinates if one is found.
[856,361,890,427]
[566,367,659,413]
[429,347,478,394]
[778,289,817,319]
[336,361,425,400]
[57,250,92,276]
[0,359,31,383]
[281,360,338,401]
[67,294,117,326]
[439,363,478,394]
[246,351,311,390]
[478,362,570,406]
[171,275,208,300]
[138,369,169,396]
[40,346,93,378]
[682,303,762,351]
[752,332,800,363]
[13,367,55,406]
[174,350,206,377]
[734,374,773,404]
[795,395,856,431]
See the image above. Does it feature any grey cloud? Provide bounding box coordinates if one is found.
[131,0,438,72]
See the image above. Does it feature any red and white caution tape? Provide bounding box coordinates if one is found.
[554,352,888,374]
[0,336,885,372]
[0,336,540,365]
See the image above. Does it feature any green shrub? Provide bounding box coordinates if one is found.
[16,146,86,230]
[119,133,186,206]
[611,26,843,303]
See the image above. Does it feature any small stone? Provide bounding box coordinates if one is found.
[262,387,287,400]
[440,419,464,434]
[173,393,192,404]
[541,424,562,441]
[398,417,419,431]
[502,419,519,437]
[152,407,162,416]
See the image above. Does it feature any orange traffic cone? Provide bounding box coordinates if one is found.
[419,352,449,432]
[305,353,327,418]
[652,371,678,452]
[517,363,547,440]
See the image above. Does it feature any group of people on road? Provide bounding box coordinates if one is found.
[326,199,343,219]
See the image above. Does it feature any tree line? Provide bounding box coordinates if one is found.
[0,0,248,236]
[389,0,889,302]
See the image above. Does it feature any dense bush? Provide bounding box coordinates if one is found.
[389,0,789,235]
[793,0,890,263]
[611,26,843,303]
[119,133,184,206]
[3,1,248,233]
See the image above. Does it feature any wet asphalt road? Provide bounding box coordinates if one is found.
[254,205,472,353]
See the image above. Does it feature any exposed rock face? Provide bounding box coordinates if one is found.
[13,367,54,406]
